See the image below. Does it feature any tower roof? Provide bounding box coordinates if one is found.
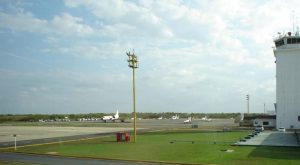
[274,32,300,49]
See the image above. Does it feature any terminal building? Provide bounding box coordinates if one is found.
[273,31,300,130]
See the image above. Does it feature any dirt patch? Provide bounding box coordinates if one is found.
[221,149,234,153]
[46,152,58,154]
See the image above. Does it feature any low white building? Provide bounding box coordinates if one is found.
[253,116,276,128]
[239,115,276,128]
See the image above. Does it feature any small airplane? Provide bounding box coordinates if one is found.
[171,114,179,120]
[101,110,119,122]
[183,117,192,124]
[200,116,212,122]
[157,116,163,120]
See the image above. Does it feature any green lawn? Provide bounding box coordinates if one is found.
[4,130,300,165]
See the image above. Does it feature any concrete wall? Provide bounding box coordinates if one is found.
[275,48,300,129]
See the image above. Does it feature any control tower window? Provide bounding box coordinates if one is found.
[287,38,291,44]
[275,39,284,47]
[292,38,297,44]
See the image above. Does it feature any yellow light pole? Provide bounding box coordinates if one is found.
[127,51,138,142]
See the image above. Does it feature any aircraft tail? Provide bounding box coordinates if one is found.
[240,113,244,121]
[115,110,119,119]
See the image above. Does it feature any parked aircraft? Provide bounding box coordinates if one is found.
[183,117,192,124]
[101,110,119,122]
[200,116,212,122]
[157,116,163,120]
[171,114,179,120]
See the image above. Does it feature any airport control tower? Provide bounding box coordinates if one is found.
[273,31,300,130]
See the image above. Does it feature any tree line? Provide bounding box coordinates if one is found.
[0,112,242,123]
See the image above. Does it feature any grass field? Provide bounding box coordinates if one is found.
[3,130,300,165]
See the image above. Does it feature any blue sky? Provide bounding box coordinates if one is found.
[0,0,298,114]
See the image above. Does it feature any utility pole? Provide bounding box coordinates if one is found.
[246,94,250,114]
[13,134,17,150]
[264,102,266,114]
[127,51,138,143]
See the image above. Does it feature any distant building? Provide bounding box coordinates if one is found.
[253,115,276,128]
[266,110,276,116]
[273,31,300,129]
[239,114,276,128]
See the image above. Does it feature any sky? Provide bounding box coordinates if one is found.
[0,0,298,114]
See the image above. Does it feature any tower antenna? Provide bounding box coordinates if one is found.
[293,10,295,34]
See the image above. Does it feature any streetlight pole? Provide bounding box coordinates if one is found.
[127,51,138,143]
[246,94,250,114]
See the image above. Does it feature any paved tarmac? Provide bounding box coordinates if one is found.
[0,126,133,143]
[0,126,135,148]
[234,131,300,147]
[0,119,237,148]
[0,152,170,165]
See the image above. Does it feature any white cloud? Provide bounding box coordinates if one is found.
[65,0,139,20]
[0,12,47,32]
[48,42,129,59]
[0,11,94,37]
[50,13,94,36]
[65,0,174,39]
[1,0,285,113]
